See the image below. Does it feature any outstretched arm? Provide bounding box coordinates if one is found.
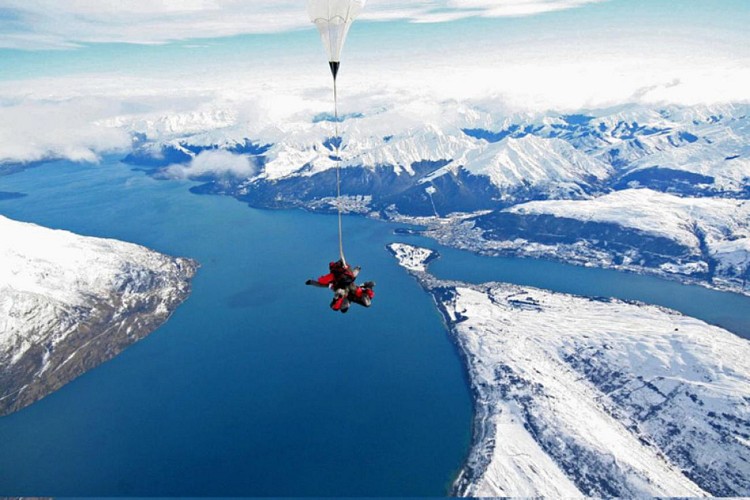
[306,273,335,288]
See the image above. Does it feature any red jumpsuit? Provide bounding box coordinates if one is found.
[308,261,374,312]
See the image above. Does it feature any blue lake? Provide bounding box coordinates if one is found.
[1,159,749,495]
[0,160,471,496]
[429,247,750,340]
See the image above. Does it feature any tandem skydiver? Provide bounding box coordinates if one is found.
[306,259,375,313]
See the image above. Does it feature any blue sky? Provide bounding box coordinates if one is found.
[0,0,748,81]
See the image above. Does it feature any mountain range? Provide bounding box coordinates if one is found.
[120,102,749,293]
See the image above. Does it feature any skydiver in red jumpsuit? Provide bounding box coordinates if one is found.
[306,259,375,313]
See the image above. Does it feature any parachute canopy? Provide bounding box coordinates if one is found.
[308,0,366,66]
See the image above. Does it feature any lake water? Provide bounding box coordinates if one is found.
[0,160,472,496]
[429,247,750,340]
[0,159,748,495]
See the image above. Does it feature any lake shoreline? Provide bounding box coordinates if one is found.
[389,243,750,497]
[224,194,750,300]
[388,213,750,300]
[0,213,199,417]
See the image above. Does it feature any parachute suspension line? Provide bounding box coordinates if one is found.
[309,0,365,269]
[333,71,346,267]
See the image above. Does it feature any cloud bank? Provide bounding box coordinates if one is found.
[0,57,748,168]
[165,150,259,180]
[0,0,605,49]
[0,97,130,164]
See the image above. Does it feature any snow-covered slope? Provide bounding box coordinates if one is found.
[114,102,749,215]
[428,135,612,197]
[0,215,198,416]
[109,100,749,295]
[263,123,478,179]
[509,189,750,281]
[389,243,750,497]
[626,140,750,193]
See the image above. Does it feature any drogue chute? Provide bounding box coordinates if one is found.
[307,0,366,80]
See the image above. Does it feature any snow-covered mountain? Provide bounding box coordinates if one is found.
[8,100,749,294]
[424,134,612,198]
[0,215,198,416]
[411,189,749,295]
[120,102,748,213]
[508,189,750,280]
[389,243,750,497]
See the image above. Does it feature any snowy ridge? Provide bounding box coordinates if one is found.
[255,123,479,180]
[627,138,750,192]
[107,101,750,297]
[389,243,750,497]
[428,135,612,195]
[347,125,475,175]
[110,102,750,209]
[0,215,198,416]
[509,189,750,280]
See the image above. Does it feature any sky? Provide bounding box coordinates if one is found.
[0,0,749,165]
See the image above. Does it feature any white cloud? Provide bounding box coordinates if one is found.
[0,45,747,167]
[165,149,259,180]
[0,97,130,164]
[0,0,605,49]
[0,0,306,49]
[450,0,606,18]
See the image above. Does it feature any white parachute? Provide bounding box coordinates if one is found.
[308,0,366,78]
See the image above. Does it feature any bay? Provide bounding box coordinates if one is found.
[0,160,472,496]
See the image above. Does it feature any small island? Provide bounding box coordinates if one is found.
[389,242,750,497]
[0,215,198,416]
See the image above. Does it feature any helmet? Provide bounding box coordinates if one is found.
[330,259,346,272]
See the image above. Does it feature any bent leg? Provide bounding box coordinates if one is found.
[340,298,351,313]
[351,292,372,308]
[330,288,348,311]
